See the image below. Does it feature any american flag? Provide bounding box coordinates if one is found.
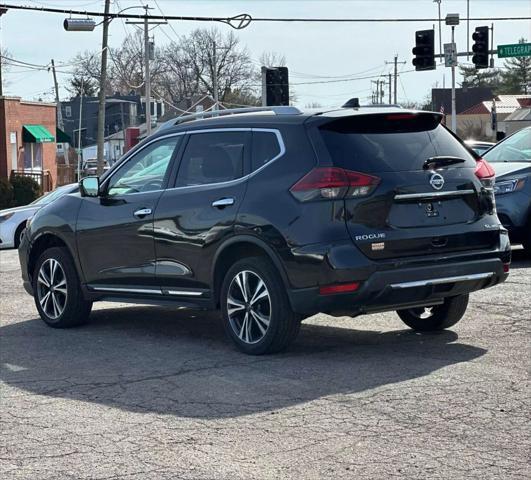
[440,104,446,124]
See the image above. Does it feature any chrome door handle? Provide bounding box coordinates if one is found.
[133,208,152,218]
[212,198,235,208]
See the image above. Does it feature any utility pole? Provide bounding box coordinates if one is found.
[96,0,110,176]
[388,73,392,104]
[386,56,406,105]
[0,7,6,96]
[50,59,63,130]
[126,7,166,135]
[143,4,152,135]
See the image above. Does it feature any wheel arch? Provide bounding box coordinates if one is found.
[14,220,27,248]
[27,231,78,283]
[211,235,291,307]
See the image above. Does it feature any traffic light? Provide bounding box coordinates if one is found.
[262,67,289,106]
[472,26,489,69]
[412,29,436,71]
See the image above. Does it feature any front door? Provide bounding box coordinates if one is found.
[76,135,182,289]
[153,130,250,295]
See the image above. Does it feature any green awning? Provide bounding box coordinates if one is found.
[56,128,71,143]
[22,125,55,143]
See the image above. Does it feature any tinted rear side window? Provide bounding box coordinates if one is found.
[176,131,247,186]
[251,131,281,171]
[319,115,476,172]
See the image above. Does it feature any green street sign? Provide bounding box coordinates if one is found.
[497,43,531,58]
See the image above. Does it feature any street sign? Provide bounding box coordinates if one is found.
[497,43,531,58]
[444,42,457,67]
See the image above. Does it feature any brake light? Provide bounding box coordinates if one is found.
[290,167,380,202]
[319,282,360,295]
[475,157,495,186]
[503,263,510,273]
[385,113,417,120]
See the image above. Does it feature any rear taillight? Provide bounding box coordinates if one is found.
[475,158,495,187]
[290,167,380,202]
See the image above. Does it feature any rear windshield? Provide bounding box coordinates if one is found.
[319,114,476,172]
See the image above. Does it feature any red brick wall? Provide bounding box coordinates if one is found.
[0,97,57,188]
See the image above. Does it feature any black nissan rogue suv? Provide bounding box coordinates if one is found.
[19,106,510,354]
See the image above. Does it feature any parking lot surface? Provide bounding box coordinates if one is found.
[1,248,530,479]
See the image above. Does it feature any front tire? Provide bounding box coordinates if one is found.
[397,294,469,332]
[32,247,92,328]
[220,257,301,355]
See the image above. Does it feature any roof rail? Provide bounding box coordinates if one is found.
[158,106,303,131]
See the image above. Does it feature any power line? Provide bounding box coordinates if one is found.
[1,3,529,23]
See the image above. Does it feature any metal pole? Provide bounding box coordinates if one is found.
[51,59,64,130]
[213,40,218,111]
[451,25,457,133]
[467,0,470,60]
[144,5,152,136]
[393,56,398,104]
[437,0,442,61]
[388,73,392,104]
[77,78,84,180]
[96,0,110,176]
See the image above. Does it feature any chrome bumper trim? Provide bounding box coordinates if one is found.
[390,272,494,289]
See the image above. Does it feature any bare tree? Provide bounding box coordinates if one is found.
[182,28,258,106]
[157,41,201,108]
[259,51,287,68]
[110,30,166,96]
[1,48,12,91]
[66,27,261,108]
[68,50,111,96]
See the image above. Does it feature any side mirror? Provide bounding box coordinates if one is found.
[79,176,100,197]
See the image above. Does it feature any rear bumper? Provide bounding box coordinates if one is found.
[289,257,508,316]
[287,231,511,317]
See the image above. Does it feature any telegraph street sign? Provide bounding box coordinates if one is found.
[497,43,531,58]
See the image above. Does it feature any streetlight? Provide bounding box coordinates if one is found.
[63,18,96,31]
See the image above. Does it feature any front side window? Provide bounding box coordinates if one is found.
[176,131,247,186]
[107,136,180,196]
[251,131,281,171]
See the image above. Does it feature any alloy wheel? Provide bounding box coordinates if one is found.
[37,259,68,320]
[227,270,271,344]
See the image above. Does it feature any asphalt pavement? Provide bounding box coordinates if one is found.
[1,248,530,479]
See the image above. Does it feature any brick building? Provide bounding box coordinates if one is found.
[0,96,57,191]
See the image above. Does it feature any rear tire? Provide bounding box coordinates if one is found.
[220,256,301,355]
[32,247,92,328]
[397,294,469,332]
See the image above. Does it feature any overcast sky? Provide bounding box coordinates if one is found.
[1,0,530,108]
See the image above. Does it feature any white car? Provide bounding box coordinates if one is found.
[0,183,78,249]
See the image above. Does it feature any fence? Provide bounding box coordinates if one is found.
[10,170,53,193]
[56,164,76,186]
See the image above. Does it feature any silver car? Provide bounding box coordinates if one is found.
[0,183,78,249]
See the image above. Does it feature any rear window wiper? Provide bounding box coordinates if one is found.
[423,156,466,170]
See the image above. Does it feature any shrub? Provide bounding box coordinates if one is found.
[0,177,14,209]
[10,175,41,206]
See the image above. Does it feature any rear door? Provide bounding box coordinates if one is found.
[153,129,250,295]
[315,112,499,259]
